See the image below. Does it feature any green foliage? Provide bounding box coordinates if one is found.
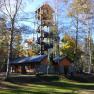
[61,34,82,61]
[61,35,75,61]
[0,17,8,63]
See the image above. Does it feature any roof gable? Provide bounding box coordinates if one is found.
[53,55,71,64]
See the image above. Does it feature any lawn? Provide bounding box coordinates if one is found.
[0,75,94,94]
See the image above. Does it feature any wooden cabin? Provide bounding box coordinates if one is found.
[53,56,72,74]
[10,55,48,74]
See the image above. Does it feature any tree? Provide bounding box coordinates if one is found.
[0,17,9,72]
[68,0,94,72]
[0,0,23,78]
[12,28,23,58]
[61,34,81,60]
[61,34,83,71]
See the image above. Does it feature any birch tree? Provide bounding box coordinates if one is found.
[68,0,94,73]
[0,0,23,78]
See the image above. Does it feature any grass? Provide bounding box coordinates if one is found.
[0,75,94,94]
[0,82,76,94]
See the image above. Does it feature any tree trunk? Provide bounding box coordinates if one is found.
[74,17,79,71]
[6,19,15,79]
[6,42,10,79]
[88,28,92,73]
[10,19,15,59]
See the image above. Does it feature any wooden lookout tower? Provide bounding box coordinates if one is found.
[35,3,55,55]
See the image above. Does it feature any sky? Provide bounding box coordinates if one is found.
[18,0,69,41]
[20,0,68,25]
[3,0,93,44]
[19,0,91,45]
[15,0,71,47]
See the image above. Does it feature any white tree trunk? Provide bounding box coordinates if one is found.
[6,41,10,78]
